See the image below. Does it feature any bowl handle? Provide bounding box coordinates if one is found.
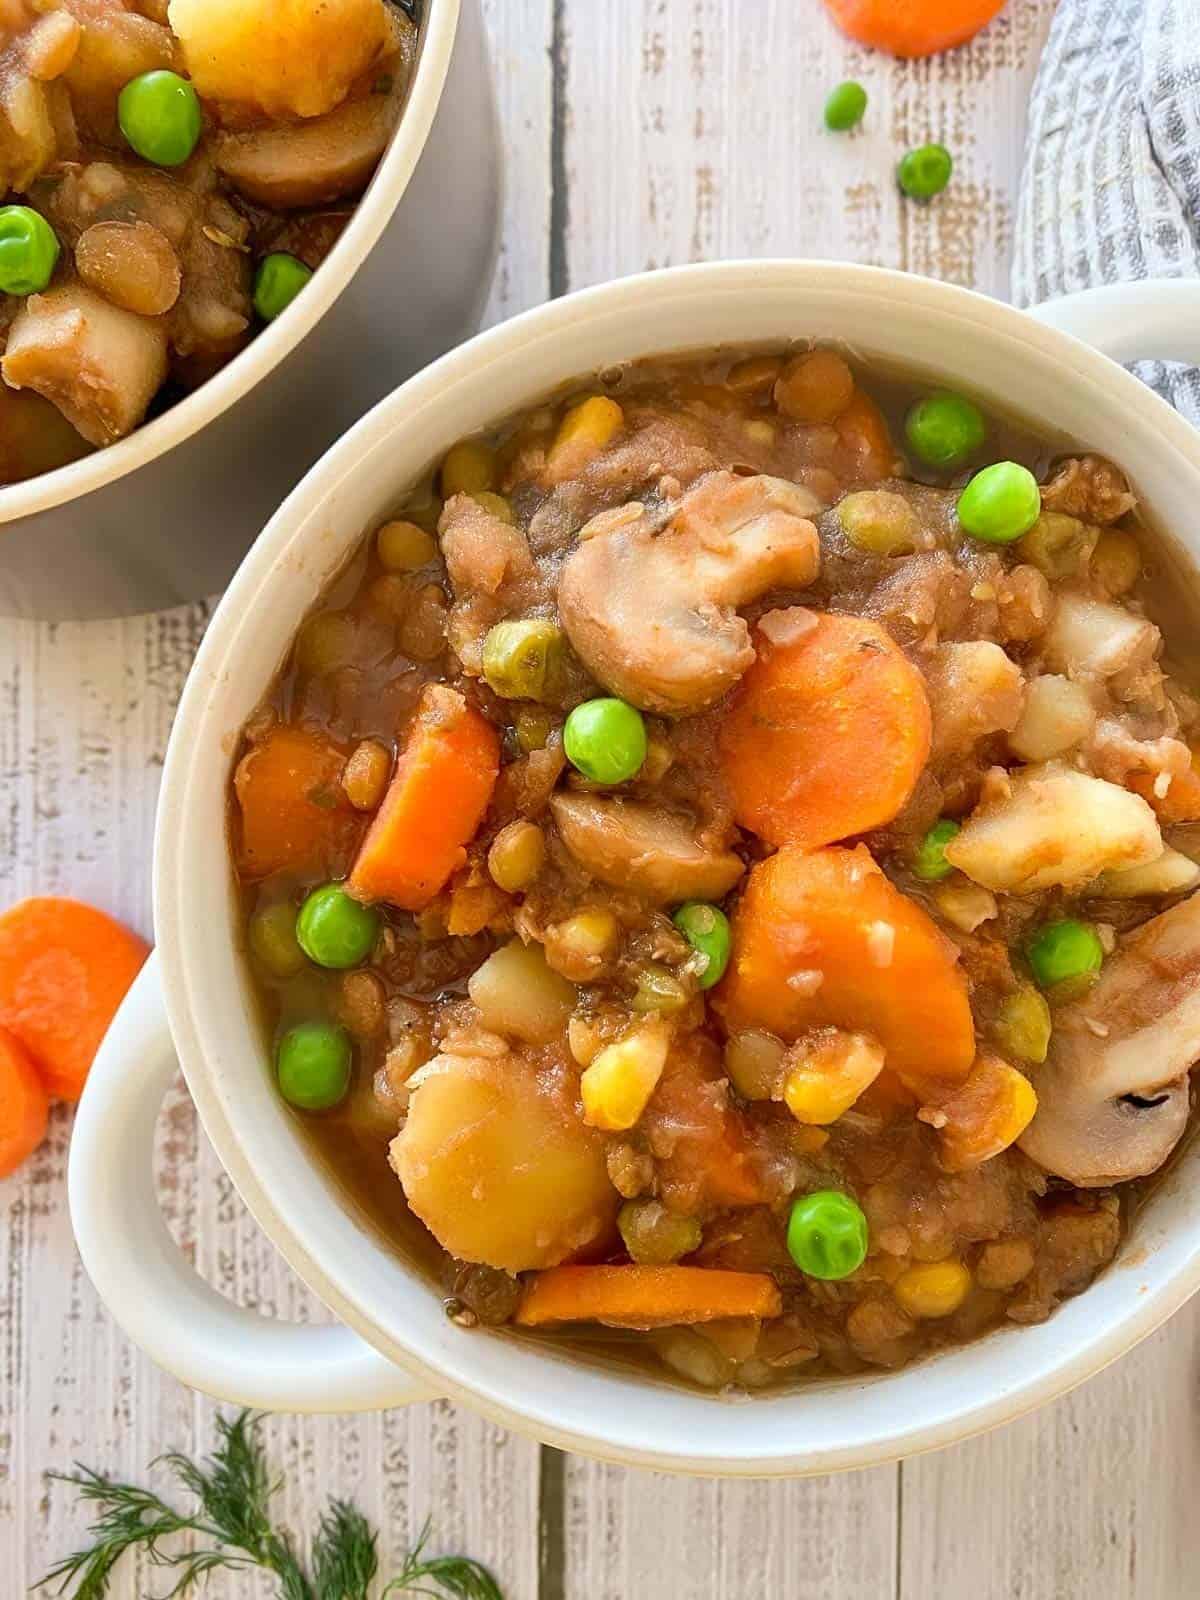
[1028,279,1200,365]
[68,952,435,1412]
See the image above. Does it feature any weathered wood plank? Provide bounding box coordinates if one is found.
[0,2,554,1595]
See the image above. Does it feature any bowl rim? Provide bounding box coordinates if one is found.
[156,261,1200,1473]
[0,0,461,528]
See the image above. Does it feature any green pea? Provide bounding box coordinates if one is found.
[277,1021,352,1111]
[904,391,986,471]
[253,252,313,322]
[248,901,307,978]
[787,1190,869,1281]
[118,70,202,167]
[824,80,867,131]
[673,901,732,989]
[295,883,379,970]
[956,461,1041,545]
[0,205,60,296]
[481,618,565,700]
[563,697,647,784]
[897,143,953,200]
[1026,919,1104,991]
[913,819,960,881]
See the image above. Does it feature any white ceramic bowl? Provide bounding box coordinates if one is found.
[0,0,500,620]
[70,262,1200,1476]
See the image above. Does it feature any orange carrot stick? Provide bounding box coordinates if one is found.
[823,0,1007,58]
[715,845,975,1090]
[718,611,931,851]
[233,723,360,880]
[835,389,903,478]
[0,1024,49,1176]
[515,1265,782,1329]
[0,898,149,1101]
[349,685,500,910]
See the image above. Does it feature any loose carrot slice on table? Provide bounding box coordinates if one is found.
[715,845,975,1092]
[0,897,149,1101]
[823,0,1008,58]
[515,1265,782,1329]
[718,611,931,851]
[350,685,500,910]
[234,723,360,880]
[0,1024,49,1176]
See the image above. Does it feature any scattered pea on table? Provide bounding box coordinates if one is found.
[898,142,954,200]
[824,79,868,131]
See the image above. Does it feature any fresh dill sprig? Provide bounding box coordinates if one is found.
[381,1520,503,1600]
[37,1411,503,1600]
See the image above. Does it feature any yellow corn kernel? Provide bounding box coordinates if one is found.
[544,908,620,981]
[567,1014,605,1067]
[440,438,496,497]
[935,1055,1038,1172]
[893,1259,972,1320]
[471,490,515,523]
[581,1020,671,1131]
[549,396,624,468]
[781,1030,885,1126]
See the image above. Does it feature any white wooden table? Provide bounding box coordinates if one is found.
[4,4,1199,1595]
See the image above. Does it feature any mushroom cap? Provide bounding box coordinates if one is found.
[557,471,821,715]
[549,792,744,904]
[1019,893,1200,1186]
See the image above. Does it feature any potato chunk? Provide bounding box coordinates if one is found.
[467,941,576,1045]
[168,0,390,120]
[392,1050,617,1272]
[944,762,1163,893]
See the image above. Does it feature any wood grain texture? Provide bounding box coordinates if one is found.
[0,4,552,1596]
[4,3,1200,1599]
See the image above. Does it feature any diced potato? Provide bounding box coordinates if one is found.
[392,1051,617,1272]
[1093,847,1200,899]
[944,762,1163,893]
[467,940,576,1044]
[926,641,1025,762]
[169,0,390,119]
[1008,674,1096,762]
[1042,591,1159,680]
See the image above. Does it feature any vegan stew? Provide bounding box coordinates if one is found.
[0,0,416,479]
[230,346,1200,1390]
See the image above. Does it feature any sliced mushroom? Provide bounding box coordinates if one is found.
[2,284,168,446]
[557,470,821,715]
[1019,893,1200,1185]
[549,792,744,903]
[215,88,401,209]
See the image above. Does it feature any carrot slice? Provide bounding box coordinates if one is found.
[0,1024,49,1176]
[715,845,975,1090]
[835,390,903,479]
[1130,761,1200,825]
[823,0,1007,58]
[234,723,360,880]
[349,685,500,910]
[515,1265,782,1329]
[649,1041,768,1210]
[0,898,149,1101]
[718,611,931,850]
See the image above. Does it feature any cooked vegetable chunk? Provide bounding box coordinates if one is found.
[392,1049,617,1272]
[168,0,391,120]
[716,845,975,1090]
[944,762,1163,893]
[515,1265,782,1328]
[558,471,821,715]
[550,792,744,903]
[719,611,931,850]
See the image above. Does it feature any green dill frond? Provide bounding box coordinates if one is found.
[312,1500,378,1600]
[380,1519,504,1600]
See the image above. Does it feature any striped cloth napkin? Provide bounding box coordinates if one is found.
[1012,0,1200,424]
